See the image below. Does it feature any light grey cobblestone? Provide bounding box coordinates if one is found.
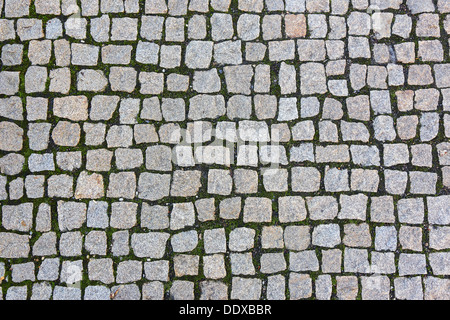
[0,0,448,301]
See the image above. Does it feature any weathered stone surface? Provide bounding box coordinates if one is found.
[289,273,312,300]
[278,196,307,222]
[0,122,23,151]
[17,19,43,41]
[131,232,170,258]
[109,67,137,93]
[170,170,202,197]
[53,96,88,121]
[243,197,272,223]
[57,201,86,232]
[229,227,255,252]
[52,121,81,147]
[427,196,450,225]
[313,224,341,248]
[74,171,104,199]
[170,202,196,230]
[110,202,137,229]
[0,232,29,258]
[77,70,108,92]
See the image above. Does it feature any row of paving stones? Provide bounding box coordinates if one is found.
[1,11,450,43]
[0,195,449,230]
[2,246,450,276]
[2,223,450,256]
[2,0,450,16]
[1,38,450,69]
[2,40,450,73]
[2,63,450,95]
[14,117,450,147]
[2,90,450,120]
[3,113,450,142]
[1,94,449,140]
[0,166,448,201]
[5,113,450,145]
[5,140,441,167]
[1,194,449,231]
[1,95,449,146]
[2,276,450,300]
[2,244,449,276]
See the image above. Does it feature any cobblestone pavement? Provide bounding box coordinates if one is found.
[0,0,449,301]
